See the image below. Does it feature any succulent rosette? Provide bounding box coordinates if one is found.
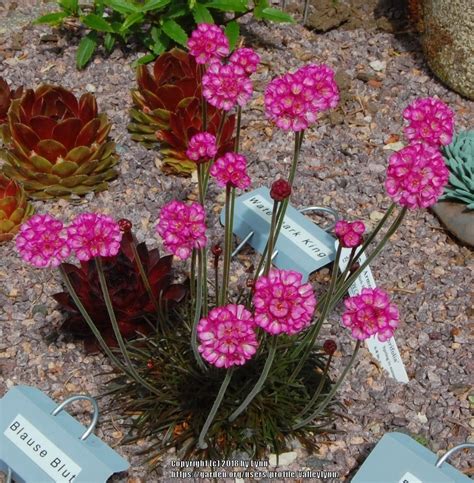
[0,77,23,142]
[1,85,119,199]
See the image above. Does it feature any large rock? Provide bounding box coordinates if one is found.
[421,0,474,100]
[432,201,474,247]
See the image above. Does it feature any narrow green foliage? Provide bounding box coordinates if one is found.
[225,21,240,51]
[76,31,98,70]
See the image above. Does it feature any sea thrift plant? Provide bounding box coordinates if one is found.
[334,220,366,248]
[210,152,251,189]
[156,200,207,260]
[403,97,455,147]
[270,178,292,201]
[229,48,261,75]
[187,23,229,65]
[186,132,218,162]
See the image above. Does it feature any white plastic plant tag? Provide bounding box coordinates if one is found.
[337,244,409,383]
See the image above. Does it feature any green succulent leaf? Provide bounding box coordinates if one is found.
[161,19,188,47]
[206,0,248,12]
[82,13,115,32]
[260,7,294,22]
[76,31,98,69]
[192,3,214,23]
[225,21,239,51]
[34,11,68,25]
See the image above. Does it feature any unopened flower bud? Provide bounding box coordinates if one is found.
[270,179,292,202]
[147,359,154,369]
[212,244,223,257]
[323,339,337,356]
[118,218,132,233]
[246,278,255,290]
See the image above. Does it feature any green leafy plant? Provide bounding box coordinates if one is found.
[35,0,293,69]
[440,131,474,209]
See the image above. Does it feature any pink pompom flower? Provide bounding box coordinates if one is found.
[156,200,207,260]
[334,220,366,248]
[229,47,260,75]
[403,97,455,147]
[187,23,229,64]
[202,62,253,111]
[186,132,218,163]
[67,213,122,261]
[253,269,317,336]
[197,304,259,368]
[297,64,340,112]
[210,152,251,189]
[342,288,399,342]
[15,214,70,268]
[385,142,449,209]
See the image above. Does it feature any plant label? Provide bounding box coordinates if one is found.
[0,385,129,483]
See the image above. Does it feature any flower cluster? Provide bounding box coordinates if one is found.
[187,23,229,64]
[210,152,251,189]
[334,220,366,248]
[229,47,260,75]
[253,269,317,335]
[156,200,207,260]
[197,304,259,368]
[264,63,339,131]
[342,288,399,342]
[270,178,291,201]
[385,142,449,209]
[186,132,218,163]
[403,97,455,147]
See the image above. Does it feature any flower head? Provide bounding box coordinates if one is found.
[323,339,337,355]
[297,64,339,112]
[156,200,207,260]
[67,213,122,261]
[203,62,253,111]
[210,152,251,189]
[385,142,449,209]
[342,288,399,342]
[253,269,317,335]
[16,214,70,268]
[270,179,291,201]
[197,304,259,368]
[186,132,218,163]
[334,220,365,248]
[187,23,229,64]
[403,97,454,147]
[229,47,260,75]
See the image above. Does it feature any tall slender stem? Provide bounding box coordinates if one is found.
[220,184,235,305]
[264,200,279,276]
[200,64,207,131]
[192,249,207,371]
[198,369,233,449]
[234,105,242,153]
[229,336,278,422]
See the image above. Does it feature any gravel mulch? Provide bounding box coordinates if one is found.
[0,2,473,482]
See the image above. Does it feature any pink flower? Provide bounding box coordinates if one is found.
[197,304,259,368]
[186,132,218,163]
[264,64,339,132]
[202,62,253,111]
[210,152,251,189]
[342,288,399,342]
[187,23,229,64]
[253,269,317,335]
[385,142,449,209]
[334,220,365,248]
[156,200,207,260]
[403,97,455,147]
[15,214,70,268]
[229,47,260,75]
[67,213,122,261]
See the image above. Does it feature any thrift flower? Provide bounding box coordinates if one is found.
[403,97,455,147]
[197,304,259,368]
[156,200,207,260]
[210,152,251,189]
[187,23,229,64]
[67,213,122,261]
[297,64,340,112]
[229,47,260,75]
[203,62,253,111]
[16,214,70,268]
[342,288,399,342]
[186,132,218,163]
[270,178,291,201]
[385,142,449,209]
[334,220,365,248]
[253,269,317,335]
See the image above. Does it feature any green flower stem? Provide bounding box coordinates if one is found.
[229,336,278,422]
[234,105,242,153]
[197,163,205,205]
[214,254,220,308]
[200,64,207,131]
[289,130,304,186]
[196,163,209,316]
[192,248,207,372]
[94,258,161,396]
[292,340,361,430]
[190,248,196,303]
[264,200,279,276]
[198,369,234,449]
[202,249,209,316]
[220,184,235,305]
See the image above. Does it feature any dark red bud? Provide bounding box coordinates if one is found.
[323,339,337,356]
[349,262,360,275]
[270,179,292,202]
[212,244,223,257]
[146,359,154,369]
[118,218,132,233]
[246,278,255,290]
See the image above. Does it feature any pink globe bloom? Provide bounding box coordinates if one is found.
[342,288,399,342]
[229,47,260,75]
[297,64,340,112]
[202,62,253,111]
[385,142,449,209]
[186,132,218,163]
[210,152,251,189]
[334,220,366,248]
[67,213,122,261]
[403,97,455,147]
[15,214,70,268]
[253,269,317,336]
[156,200,207,260]
[187,23,229,64]
[197,304,259,368]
